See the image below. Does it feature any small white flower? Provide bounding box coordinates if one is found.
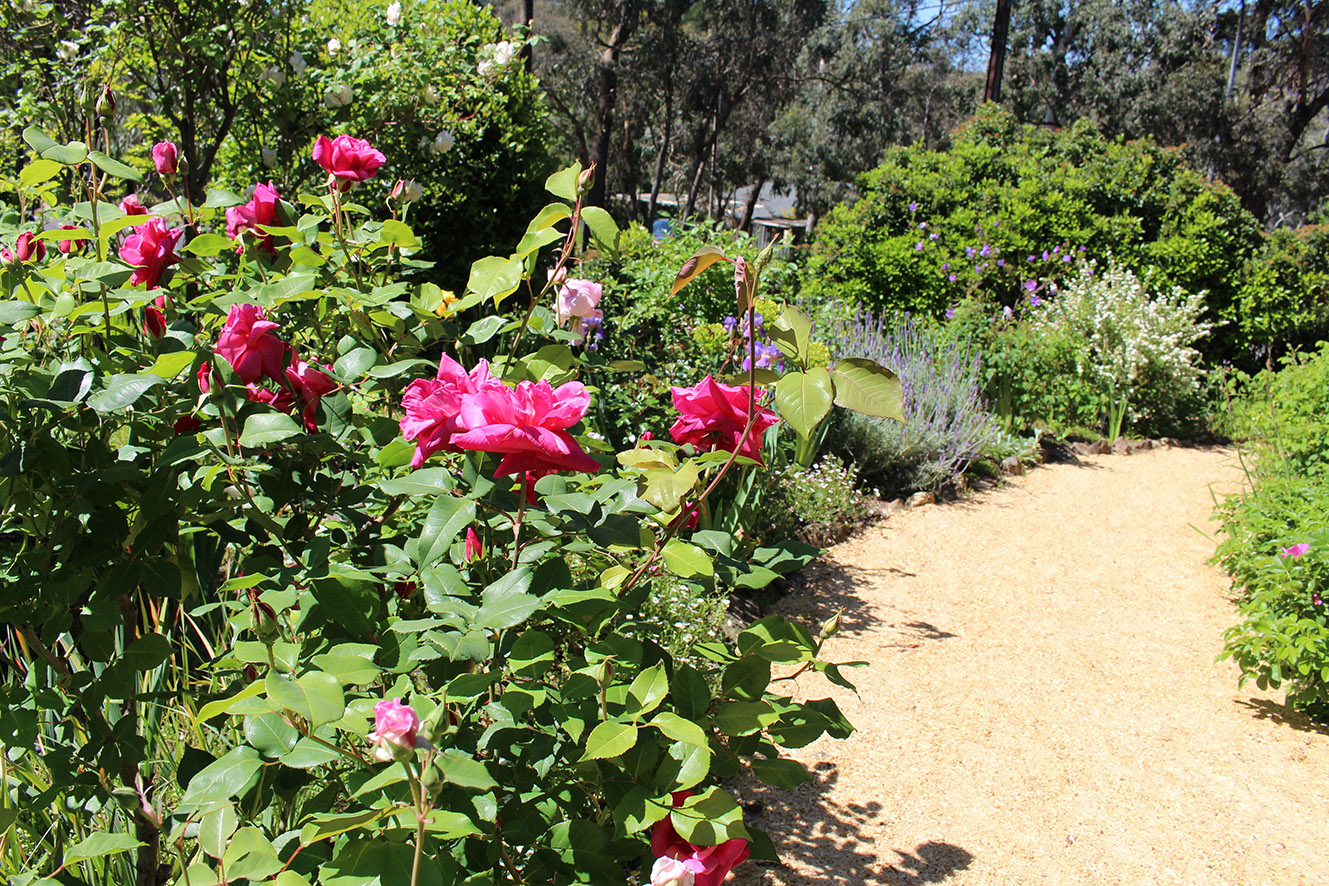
[265,65,286,88]
[404,180,423,202]
[289,51,307,75]
[431,130,455,154]
[492,40,515,65]
[422,84,440,105]
[323,84,355,108]
[477,59,494,77]
[261,147,278,168]
[327,37,342,54]
[58,40,79,61]
[385,1,402,25]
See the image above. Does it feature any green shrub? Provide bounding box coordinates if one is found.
[777,456,874,545]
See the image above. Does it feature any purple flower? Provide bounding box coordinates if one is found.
[1079,246,1086,252]
[1281,543,1311,559]
[1062,255,1072,263]
[945,308,955,319]
[929,232,939,241]
[993,220,1001,228]
[947,273,957,282]
[942,262,950,271]
[1314,592,1324,606]
[1029,295,1042,307]
[909,202,918,212]
[965,246,977,259]
[1041,250,1050,261]
[1027,255,1036,263]
[915,241,924,251]
[1002,306,1013,319]
[979,244,993,258]
[1024,280,1037,292]
[1052,245,1060,255]
[723,315,738,334]
[919,222,927,230]
[997,259,1005,267]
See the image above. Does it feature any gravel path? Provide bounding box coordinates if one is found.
[732,447,1329,886]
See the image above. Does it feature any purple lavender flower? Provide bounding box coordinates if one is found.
[1062,254,1072,263]
[929,232,939,241]
[1024,280,1037,292]
[723,315,738,334]
[1027,255,1036,263]
[1002,306,1013,319]
[919,222,927,230]
[1052,245,1060,255]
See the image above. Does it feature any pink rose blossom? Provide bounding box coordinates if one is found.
[651,792,750,886]
[245,382,295,414]
[144,305,166,339]
[453,377,600,477]
[14,232,45,263]
[152,141,179,175]
[556,278,602,326]
[225,182,282,253]
[312,134,386,190]
[368,698,422,762]
[119,217,183,288]
[119,194,148,216]
[465,527,483,563]
[651,857,696,886]
[1281,543,1311,559]
[56,224,81,255]
[669,375,778,465]
[216,303,287,384]
[400,355,501,468]
[284,350,338,430]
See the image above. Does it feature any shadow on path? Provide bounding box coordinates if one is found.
[1236,697,1329,736]
[733,764,974,886]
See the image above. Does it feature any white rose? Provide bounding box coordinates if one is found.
[385,1,401,25]
[477,59,494,77]
[493,40,515,65]
[431,130,455,154]
[405,181,423,202]
[289,51,307,75]
[327,38,341,54]
[265,65,286,88]
[650,857,695,886]
[422,84,440,105]
[58,40,79,61]
[261,147,278,168]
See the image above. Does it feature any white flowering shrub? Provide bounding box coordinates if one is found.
[1032,259,1212,437]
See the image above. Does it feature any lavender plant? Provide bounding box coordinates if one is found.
[825,311,1005,493]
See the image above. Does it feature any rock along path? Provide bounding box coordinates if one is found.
[730,447,1329,886]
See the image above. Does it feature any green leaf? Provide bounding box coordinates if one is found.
[88,151,143,182]
[0,301,41,325]
[466,255,524,307]
[416,495,476,567]
[437,749,498,790]
[63,832,143,866]
[204,188,245,209]
[648,712,707,747]
[477,573,542,632]
[512,226,564,259]
[581,206,619,251]
[184,233,235,257]
[669,246,728,298]
[377,468,455,496]
[223,827,283,881]
[657,739,711,792]
[20,158,63,188]
[244,712,299,757]
[239,412,303,447]
[301,809,394,846]
[196,681,267,724]
[460,314,507,346]
[670,787,749,846]
[87,374,162,413]
[148,350,196,379]
[124,634,173,671]
[509,631,556,678]
[775,367,834,439]
[662,539,713,578]
[627,664,669,717]
[265,671,345,727]
[830,358,905,421]
[581,721,638,760]
[334,347,378,381]
[768,305,813,367]
[715,701,778,736]
[380,219,420,249]
[614,788,671,835]
[178,747,263,810]
[642,461,699,514]
[280,737,341,769]
[526,202,573,231]
[545,163,583,201]
[198,804,239,859]
[24,126,88,165]
[750,756,812,788]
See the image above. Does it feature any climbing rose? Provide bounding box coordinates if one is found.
[556,278,602,325]
[651,793,750,886]
[453,377,600,477]
[14,232,44,263]
[285,350,338,430]
[144,305,166,339]
[225,182,282,253]
[368,698,422,762]
[119,217,183,288]
[669,375,778,465]
[216,303,286,384]
[1281,544,1311,559]
[465,527,483,563]
[400,355,500,468]
[152,141,178,175]
[312,134,386,189]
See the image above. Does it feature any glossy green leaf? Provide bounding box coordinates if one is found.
[148,350,196,379]
[643,461,699,514]
[300,809,394,846]
[239,412,303,447]
[198,804,239,859]
[670,787,749,846]
[627,664,669,716]
[88,151,143,182]
[581,206,619,251]
[509,631,556,677]
[830,358,905,421]
[775,367,834,439]
[715,700,778,736]
[581,721,637,760]
[177,747,263,810]
[88,374,162,413]
[545,163,583,201]
[662,539,713,578]
[244,712,299,757]
[750,756,812,788]
[265,671,345,726]
[63,832,143,865]
[184,233,235,257]
[0,301,41,325]
[20,158,63,188]
[648,712,707,747]
[466,255,524,307]
[416,495,475,567]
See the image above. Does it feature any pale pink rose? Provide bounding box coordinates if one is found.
[119,217,183,288]
[556,278,602,326]
[669,375,778,465]
[215,303,287,384]
[651,857,696,886]
[453,377,600,477]
[152,141,178,175]
[284,350,338,431]
[312,134,386,190]
[368,698,422,762]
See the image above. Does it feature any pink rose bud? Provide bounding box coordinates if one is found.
[96,85,115,118]
[197,361,220,394]
[0,248,14,267]
[57,224,80,255]
[577,167,594,194]
[390,178,422,204]
[368,698,423,762]
[144,305,166,339]
[311,134,386,191]
[464,527,483,563]
[14,232,45,263]
[119,194,148,216]
[640,431,654,442]
[152,141,179,175]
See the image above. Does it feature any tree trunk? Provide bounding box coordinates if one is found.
[621,118,639,222]
[648,75,674,224]
[983,0,1012,102]
[738,179,764,231]
[588,16,634,209]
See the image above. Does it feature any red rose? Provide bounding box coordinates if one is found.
[119,217,183,288]
[215,303,287,384]
[144,305,166,339]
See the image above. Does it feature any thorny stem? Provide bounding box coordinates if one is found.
[503,192,585,378]
[511,475,529,570]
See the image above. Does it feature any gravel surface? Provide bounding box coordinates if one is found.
[731,447,1329,886]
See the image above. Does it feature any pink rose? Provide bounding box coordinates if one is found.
[284,350,338,431]
[464,527,483,563]
[312,134,386,190]
[225,183,282,254]
[14,232,45,263]
[669,375,778,465]
[400,355,500,468]
[144,305,166,339]
[556,278,602,326]
[245,382,295,414]
[1281,543,1311,559]
[650,793,750,886]
[119,217,183,288]
[216,303,287,384]
[0,248,12,267]
[152,141,179,175]
[368,698,422,762]
[56,224,81,255]
[453,376,601,477]
[119,194,148,216]
[651,857,696,886]
[197,361,220,394]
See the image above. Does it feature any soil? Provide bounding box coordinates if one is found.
[729,447,1329,886]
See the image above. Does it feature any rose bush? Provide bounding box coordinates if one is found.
[0,124,902,886]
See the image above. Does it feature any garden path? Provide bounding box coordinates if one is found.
[730,446,1329,886]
